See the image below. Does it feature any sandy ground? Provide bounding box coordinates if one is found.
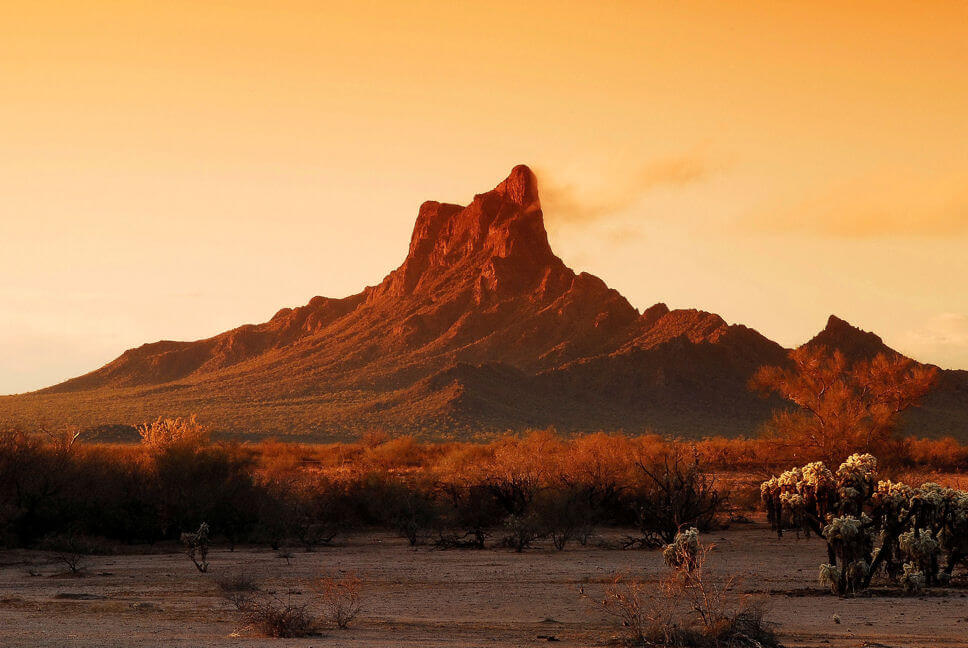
[1,523,967,648]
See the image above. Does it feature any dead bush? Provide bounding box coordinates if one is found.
[41,533,105,576]
[317,572,364,629]
[216,570,260,593]
[229,591,316,638]
[42,535,91,576]
[584,528,780,648]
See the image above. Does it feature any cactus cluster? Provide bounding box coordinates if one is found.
[761,454,968,595]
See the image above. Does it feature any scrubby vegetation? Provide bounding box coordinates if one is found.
[220,572,364,637]
[230,590,317,638]
[0,420,745,551]
[0,408,965,557]
[761,453,968,595]
[318,572,364,629]
[584,527,780,648]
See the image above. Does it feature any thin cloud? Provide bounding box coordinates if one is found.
[899,313,968,370]
[538,155,716,225]
[747,170,968,237]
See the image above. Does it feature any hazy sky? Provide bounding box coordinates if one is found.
[2,1,968,394]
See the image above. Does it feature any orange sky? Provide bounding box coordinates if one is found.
[2,1,968,394]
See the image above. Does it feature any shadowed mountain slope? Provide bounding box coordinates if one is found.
[801,314,968,439]
[1,166,964,440]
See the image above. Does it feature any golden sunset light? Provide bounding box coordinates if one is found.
[3,1,967,395]
[4,4,968,646]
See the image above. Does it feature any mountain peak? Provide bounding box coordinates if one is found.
[383,164,557,299]
[494,164,540,209]
[805,314,892,362]
[824,314,859,332]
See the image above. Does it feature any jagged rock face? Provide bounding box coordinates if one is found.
[4,165,847,438]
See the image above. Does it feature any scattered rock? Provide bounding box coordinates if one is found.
[131,602,159,611]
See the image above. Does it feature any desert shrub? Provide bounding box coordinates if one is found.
[230,591,316,638]
[366,476,441,546]
[584,528,779,648]
[138,416,210,453]
[318,573,364,629]
[180,522,210,573]
[762,453,968,595]
[217,570,260,593]
[531,487,594,550]
[256,468,353,551]
[500,512,545,552]
[40,532,110,575]
[362,434,427,470]
[147,436,260,542]
[587,572,672,646]
[0,428,77,544]
[432,464,504,549]
[626,443,727,547]
[902,437,968,471]
[477,433,555,516]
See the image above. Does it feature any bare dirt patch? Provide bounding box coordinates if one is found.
[1,524,966,647]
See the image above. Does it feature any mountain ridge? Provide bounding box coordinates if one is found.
[4,165,967,440]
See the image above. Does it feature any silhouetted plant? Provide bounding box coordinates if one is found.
[180,522,210,573]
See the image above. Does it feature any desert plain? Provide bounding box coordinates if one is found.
[2,524,966,648]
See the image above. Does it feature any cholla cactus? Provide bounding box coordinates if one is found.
[180,522,210,573]
[763,454,968,595]
[899,529,939,567]
[818,564,840,592]
[899,562,925,594]
[662,527,700,571]
[820,515,872,595]
[835,453,877,515]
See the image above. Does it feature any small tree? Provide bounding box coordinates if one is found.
[752,347,936,464]
[500,512,545,552]
[42,532,96,576]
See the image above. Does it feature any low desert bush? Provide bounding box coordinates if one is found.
[317,573,364,629]
[216,570,260,593]
[138,416,210,453]
[229,591,316,638]
[500,512,545,552]
[41,533,102,576]
[627,443,728,547]
[584,528,779,648]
